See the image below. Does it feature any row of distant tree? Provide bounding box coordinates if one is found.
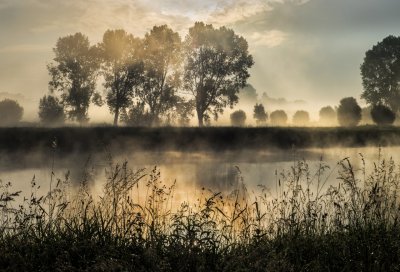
[230,97,396,127]
[38,22,253,127]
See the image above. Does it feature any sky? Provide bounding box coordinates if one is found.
[0,0,399,122]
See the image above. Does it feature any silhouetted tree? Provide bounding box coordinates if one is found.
[48,33,101,123]
[0,99,23,126]
[38,95,65,125]
[337,97,362,127]
[136,25,183,126]
[361,36,400,113]
[292,110,310,126]
[99,29,143,126]
[371,104,396,125]
[361,106,373,125]
[270,110,288,126]
[230,110,246,126]
[184,22,254,126]
[319,106,336,125]
[253,103,267,125]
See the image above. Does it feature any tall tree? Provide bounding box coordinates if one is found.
[361,35,400,112]
[48,33,101,123]
[99,29,143,126]
[135,25,183,126]
[183,22,254,126]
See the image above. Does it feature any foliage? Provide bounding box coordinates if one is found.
[136,25,183,126]
[99,29,143,126]
[319,106,336,126]
[270,110,288,126]
[371,104,396,125]
[48,33,101,123]
[121,101,153,127]
[230,110,247,126]
[253,103,267,125]
[183,22,254,126]
[292,110,310,126]
[38,95,65,125]
[0,99,23,126]
[361,35,400,113]
[337,97,362,127]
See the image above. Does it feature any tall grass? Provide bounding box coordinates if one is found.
[1,151,400,271]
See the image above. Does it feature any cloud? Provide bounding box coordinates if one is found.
[248,30,288,47]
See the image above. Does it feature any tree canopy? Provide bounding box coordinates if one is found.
[253,103,267,125]
[230,110,246,127]
[183,22,253,126]
[99,29,143,126]
[38,95,65,125]
[292,110,310,126]
[370,104,396,125]
[0,99,23,126]
[337,97,362,127]
[48,32,101,123]
[270,110,288,126]
[319,106,336,126]
[361,35,400,112]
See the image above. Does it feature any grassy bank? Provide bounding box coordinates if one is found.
[1,154,400,271]
[1,126,400,155]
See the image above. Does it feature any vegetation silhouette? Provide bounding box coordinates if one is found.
[319,106,336,126]
[270,110,288,126]
[253,103,267,125]
[48,33,101,124]
[361,35,400,113]
[337,97,361,127]
[38,95,65,125]
[0,99,23,126]
[371,104,396,125]
[230,110,247,126]
[183,22,254,126]
[99,29,143,126]
[292,110,310,126]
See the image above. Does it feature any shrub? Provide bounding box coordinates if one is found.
[337,97,361,127]
[292,110,310,126]
[371,104,395,125]
[270,110,288,126]
[230,110,247,126]
[0,99,23,126]
[38,95,65,125]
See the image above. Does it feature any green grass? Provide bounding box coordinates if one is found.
[1,151,400,271]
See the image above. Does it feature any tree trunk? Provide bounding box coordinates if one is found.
[197,111,204,127]
[113,107,119,126]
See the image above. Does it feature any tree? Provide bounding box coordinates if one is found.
[99,29,143,126]
[270,110,288,126]
[371,104,396,125]
[48,33,101,123]
[230,110,246,126]
[253,103,267,125]
[121,101,152,127]
[184,22,254,126]
[0,99,23,126]
[136,25,183,126]
[337,97,361,127]
[319,106,336,126]
[292,110,310,126]
[38,95,65,125]
[361,36,400,113]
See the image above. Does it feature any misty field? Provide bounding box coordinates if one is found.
[0,127,400,271]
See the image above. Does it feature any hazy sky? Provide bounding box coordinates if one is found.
[0,0,399,121]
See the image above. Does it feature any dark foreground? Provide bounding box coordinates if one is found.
[1,155,400,271]
[1,125,400,154]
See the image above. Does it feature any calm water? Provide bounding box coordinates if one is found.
[1,146,397,203]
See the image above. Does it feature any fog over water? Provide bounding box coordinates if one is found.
[1,146,396,207]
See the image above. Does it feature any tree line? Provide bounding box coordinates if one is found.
[39,23,254,127]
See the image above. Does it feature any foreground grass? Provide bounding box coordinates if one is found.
[1,153,400,271]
